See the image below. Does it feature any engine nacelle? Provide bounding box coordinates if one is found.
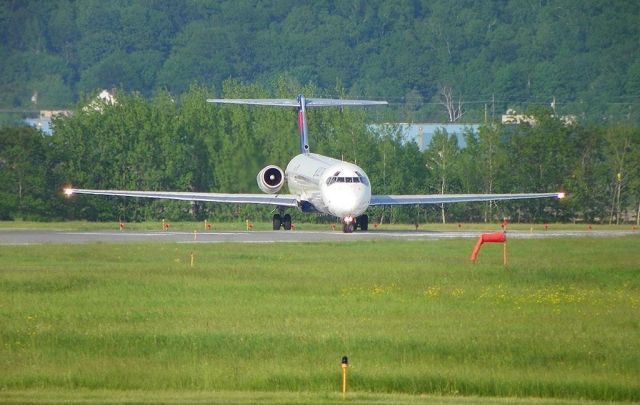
[257,165,285,194]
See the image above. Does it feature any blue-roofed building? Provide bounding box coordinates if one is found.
[399,123,480,150]
[370,123,480,150]
[23,110,71,135]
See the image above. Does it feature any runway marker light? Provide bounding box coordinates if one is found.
[501,218,510,229]
[341,356,349,398]
[190,252,194,268]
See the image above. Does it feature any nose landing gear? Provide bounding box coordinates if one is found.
[341,214,368,233]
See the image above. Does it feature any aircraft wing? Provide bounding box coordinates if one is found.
[370,192,564,206]
[64,188,300,207]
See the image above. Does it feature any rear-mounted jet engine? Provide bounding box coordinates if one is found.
[257,165,285,194]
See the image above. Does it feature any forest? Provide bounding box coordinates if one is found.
[1,80,639,225]
[1,1,639,224]
[1,0,639,123]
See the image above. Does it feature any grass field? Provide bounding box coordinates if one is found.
[0,234,638,403]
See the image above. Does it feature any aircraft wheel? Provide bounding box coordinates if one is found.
[283,214,292,230]
[342,223,355,233]
[272,214,282,230]
[359,214,369,231]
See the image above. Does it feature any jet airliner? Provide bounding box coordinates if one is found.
[65,95,564,232]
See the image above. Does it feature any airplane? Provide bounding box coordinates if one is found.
[64,95,564,233]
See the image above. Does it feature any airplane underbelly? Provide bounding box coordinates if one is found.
[287,175,326,212]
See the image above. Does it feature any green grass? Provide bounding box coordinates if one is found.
[0,237,638,403]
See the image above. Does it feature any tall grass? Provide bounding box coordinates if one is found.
[0,237,638,402]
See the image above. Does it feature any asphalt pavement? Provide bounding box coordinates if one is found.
[0,228,636,245]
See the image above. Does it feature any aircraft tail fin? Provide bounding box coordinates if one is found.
[207,95,387,155]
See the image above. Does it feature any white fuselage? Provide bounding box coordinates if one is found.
[285,153,371,219]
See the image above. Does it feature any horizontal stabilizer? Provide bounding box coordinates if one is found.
[206,97,387,108]
[207,94,387,155]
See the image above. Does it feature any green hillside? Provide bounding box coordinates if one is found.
[1,0,639,123]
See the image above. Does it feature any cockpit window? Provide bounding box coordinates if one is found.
[326,175,367,186]
[355,171,369,186]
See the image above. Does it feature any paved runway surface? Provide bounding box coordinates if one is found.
[0,228,636,245]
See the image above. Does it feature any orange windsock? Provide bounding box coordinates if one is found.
[481,232,506,243]
[470,232,507,262]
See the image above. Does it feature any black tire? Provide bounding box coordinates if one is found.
[360,214,369,231]
[343,223,355,233]
[272,214,282,230]
[283,214,292,230]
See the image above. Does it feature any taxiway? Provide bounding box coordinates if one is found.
[0,228,636,245]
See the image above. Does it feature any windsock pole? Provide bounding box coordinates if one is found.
[503,238,507,266]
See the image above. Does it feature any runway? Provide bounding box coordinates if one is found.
[0,228,636,245]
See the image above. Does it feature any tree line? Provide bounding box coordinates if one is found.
[1,81,639,225]
[1,0,639,124]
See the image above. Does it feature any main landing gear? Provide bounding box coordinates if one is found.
[272,212,369,233]
[272,212,292,230]
[342,214,368,233]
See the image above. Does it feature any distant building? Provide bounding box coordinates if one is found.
[23,89,117,134]
[371,123,480,150]
[23,110,71,135]
[502,109,577,126]
[82,89,117,112]
[403,123,480,149]
[501,109,537,125]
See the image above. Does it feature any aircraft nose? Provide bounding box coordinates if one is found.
[325,186,368,217]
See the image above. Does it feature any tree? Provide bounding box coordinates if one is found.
[603,125,640,224]
[0,126,51,219]
[424,128,460,223]
[500,108,576,222]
